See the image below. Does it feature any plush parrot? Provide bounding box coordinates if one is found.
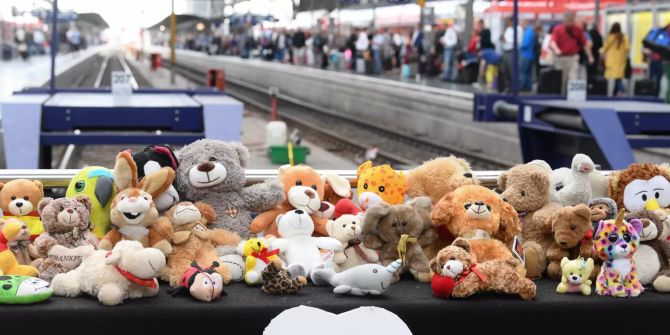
[66,166,115,239]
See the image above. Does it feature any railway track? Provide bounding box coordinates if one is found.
[172,61,507,170]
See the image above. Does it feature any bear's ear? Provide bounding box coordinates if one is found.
[357,161,373,178]
[324,174,351,198]
[37,197,54,215]
[139,167,175,198]
[452,237,472,254]
[497,171,508,191]
[429,256,441,275]
[410,196,432,214]
[33,180,44,197]
[74,195,93,212]
[231,142,250,168]
[529,170,549,195]
[278,164,292,178]
[560,257,569,268]
[573,204,591,222]
[0,182,4,192]
[114,150,139,191]
[325,220,335,237]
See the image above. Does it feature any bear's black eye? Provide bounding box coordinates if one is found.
[520,191,526,197]
[486,205,491,211]
[373,269,378,273]
[656,192,660,199]
[450,256,456,260]
[295,180,302,186]
[608,233,619,243]
[378,186,385,193]
[570,224,576,230]
[642,194,647,201]
[391,222,397,227]
[23,196,29,201]
[10,196,15,200]
[144,197,149,201]
[311,185,317,190]
[257,241,261,247]
[208,156,217,162]
[351,221,356,225]
[570,272,573,275]
[59,206,64,212]
[342,224,346,228]
[622,233,632,243]
[363,183,368,190]
[464,202,472,210]
[402,221,408,226]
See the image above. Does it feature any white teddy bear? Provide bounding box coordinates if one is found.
[326,213,379,272]
[271,209,342,277]
[51,240,165,306]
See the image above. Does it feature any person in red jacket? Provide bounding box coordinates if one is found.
[550,11,594,95]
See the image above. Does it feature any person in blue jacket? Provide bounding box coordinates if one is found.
[520,21,536,92]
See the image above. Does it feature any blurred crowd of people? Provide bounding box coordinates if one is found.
[3,23,93,61]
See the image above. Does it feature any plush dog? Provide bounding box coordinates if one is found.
[158,201,239,287]
[406,156,479,204]
[594,211,644,297]
[357,161,406,211]
[238,237,281,285]
[250,164,350,237]
[0,218,39,276]
[546,204,596,280]
[51,240,165,306]
[431,185,521,265]
[556,257,594,295]
[429,238,536,300]
[0,179,45,240]
[363,197,437,282]
[33,196,99,282]
[326,200,379,272]
[99,151,174,256]
[626,210,670,292]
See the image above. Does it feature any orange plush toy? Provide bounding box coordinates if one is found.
[430,185,522,267]
[356,161,406,211]
[0,179,45,240]
[250,165,350,237]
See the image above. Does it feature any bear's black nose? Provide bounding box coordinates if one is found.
[463,173,473,178]
[474,201,484,206]
[572,276,578,280]
[197,162,215,172]
[15,202,23,208]
[304,189,315,199]
[294,210,304,215]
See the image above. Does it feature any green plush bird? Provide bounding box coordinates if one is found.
[66,166,115,239]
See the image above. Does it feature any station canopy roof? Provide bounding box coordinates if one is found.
[147,14,211,30]
[75,13,109,29]
[484,0,627,13]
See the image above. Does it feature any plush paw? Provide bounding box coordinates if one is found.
[219,254,245,282]
[653,275,670,292]
[98,283,125,306]
[152,240,172,256]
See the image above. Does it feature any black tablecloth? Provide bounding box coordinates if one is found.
[3,276,669,334]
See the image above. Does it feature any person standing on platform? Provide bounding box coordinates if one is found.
[66,23,81,56]
[14,26,29,60]
[292,29,306,65]
[412,25,425,78]
[499,17,522,93]
[600,22,629,96]
[274,29,287,62]
[588,23,603,77]
[372,30,385,75]
[519,21,536,92]
[440,21,458,82]
[393,29,404,70]
[355,29,370,73]
[550,11,594,95]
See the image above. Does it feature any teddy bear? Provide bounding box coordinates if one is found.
[546,204,596,280]
[132,145,180,213]
[6,219,39,266]
[250,164,350,237]
[325,200,379,272]
[237,237,281,285]
[357,161,406,211]
[589,198,617,230]
[430,185,521,265]
[429,238,536,300]
[66,166,115,239]
[608,163,670,214]
[261,260,307,295]
[33,196,99,282]
[98,151,175,256]
[406,156,480,204]
[175,139,285,240]
[0,218,39,276]
[550,153,608,206]
[556,257,594,295]
[498,161,562,278]
[0,179,45,240]
[594,211,644,297]
[51,240,165,306]
[157,201,240,287]
[363,197,437,282]
[626,209,670,292]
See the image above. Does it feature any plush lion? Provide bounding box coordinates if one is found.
[608,163,670,214]
[430,185,522,268]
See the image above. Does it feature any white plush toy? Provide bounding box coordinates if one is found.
[311,259,402,295]
[550,153,608,206]
[51,240,165,306]
[271,209,342,277]
[326,213,379,272]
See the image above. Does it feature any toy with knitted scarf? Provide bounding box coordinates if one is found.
[326,199,379,272]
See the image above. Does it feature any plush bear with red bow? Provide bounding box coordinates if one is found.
[326,199,379,272]
[546,204,597,280]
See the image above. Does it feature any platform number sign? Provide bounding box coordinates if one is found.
[567,79,586,101]
[112,71,132,96]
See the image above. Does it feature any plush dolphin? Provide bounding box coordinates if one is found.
[311,259,402,295]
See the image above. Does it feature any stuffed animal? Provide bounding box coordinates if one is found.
[250,164,350,237]
[589,198,617,231]
[98,151,174,256]
[311,259,402,295]
[270,210,342,277]
[550,153,607,206]
[546,204,597,280]
[430,185,521,265]
[594,211,644,297]
[406,156,479,204]
[238,237,281,285]
[174,139,285,240]
[261,260,307,295]
[429,238,536,300]
[609,163,670,211]
[322,173,354,209]
[556,257,594,295]
[6,217,39,266]
[0,276,52,304]
[66,166,115,238]
[168,262,225,302]
[357,161,406,211]
[33,196,99,282]
[498,161,562,278]
[326,200,379,272]
[363,197,437,282]
[0,179,45,240]
[0,218,39,276]
[51,240,165,306]
[626,210,670,292]
[132,145,180,213]
[158,201,239,287]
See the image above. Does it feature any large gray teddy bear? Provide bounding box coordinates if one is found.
[175,140,285,246]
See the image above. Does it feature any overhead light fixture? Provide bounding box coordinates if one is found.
[159,25,166,32]
[196,22,205,31]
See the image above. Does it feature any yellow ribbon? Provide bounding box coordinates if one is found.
[397,234,418,266]
[288,142,295,166]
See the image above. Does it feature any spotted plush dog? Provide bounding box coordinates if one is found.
[594,210,644,297]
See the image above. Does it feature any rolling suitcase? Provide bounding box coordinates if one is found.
[537,68,562,94]
[634,79,657,96]
[587,76,607,96]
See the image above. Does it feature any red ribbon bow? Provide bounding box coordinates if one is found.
[457,264,488,284]
[251,247,280,264]
[105,252,158,289]
[581,230,594,245]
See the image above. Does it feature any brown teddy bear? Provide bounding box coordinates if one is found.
[429,238,536,300]
[362,197,438,282]
[0,179,45,240]
[33,196,99,282]
[546,204,597,280]
[406,156,480,204]
[430,185,521,267]
[158,201,240,287]
[498,161,561,278]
